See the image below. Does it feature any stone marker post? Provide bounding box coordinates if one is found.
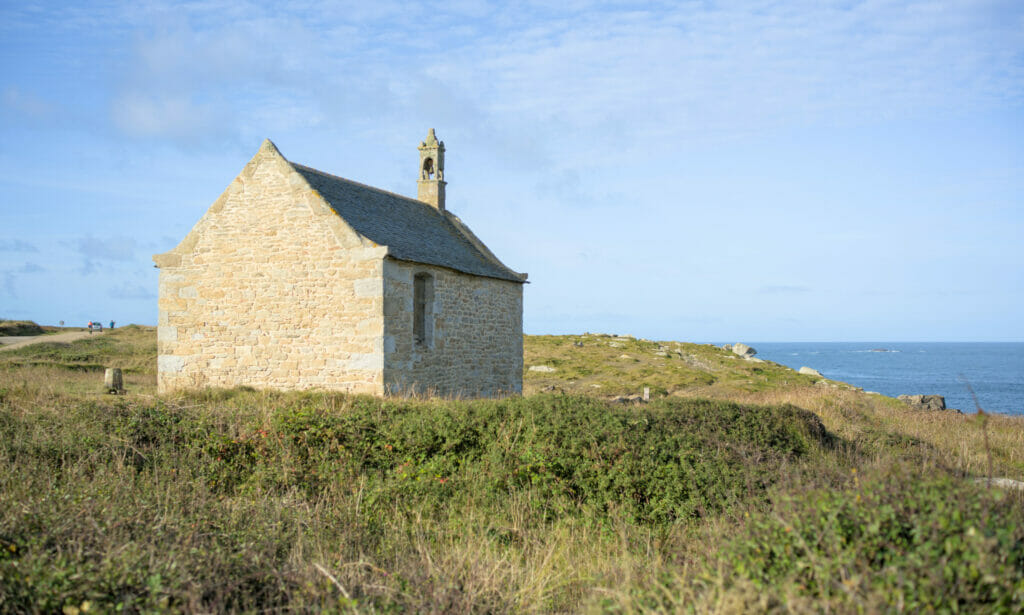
[104,368,124,394]
[643,386,650,401]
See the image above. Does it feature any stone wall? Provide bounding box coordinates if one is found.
[382,259,523,397]
[155,141,387,394]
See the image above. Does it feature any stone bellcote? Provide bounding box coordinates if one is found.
[417,128,446,210]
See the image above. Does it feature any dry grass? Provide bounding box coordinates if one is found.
[2,329,1023,613]
[705,386,1024,479]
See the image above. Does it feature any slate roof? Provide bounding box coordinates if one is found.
[292,164,525,283]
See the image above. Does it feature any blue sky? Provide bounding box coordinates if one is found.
[1,0,1022,341]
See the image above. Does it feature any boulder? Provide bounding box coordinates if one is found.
[732,343,756,358]
[528,365,557,373]
[898,394,948,412]
[799,366,823,377]
[722,344,733,351]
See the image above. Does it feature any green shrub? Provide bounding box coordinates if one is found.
[709,470,1024,612]
[0,320,44,336]
[255,395,830,524]
[0,393,833,611]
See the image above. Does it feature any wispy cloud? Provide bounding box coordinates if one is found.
[2,86,55,120]
[68,236,137,274]
[82,1,1024,163]
[16,262,44,274]
[107,282,155,300]
[0,239,39,252]
[0,262,46,298]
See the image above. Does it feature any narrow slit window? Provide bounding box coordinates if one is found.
[414,273,432,347]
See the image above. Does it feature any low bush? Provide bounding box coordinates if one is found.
[0,392,832,612]
[0,320,44,336]
[618,469,1024,613]
[717,471,1024,611]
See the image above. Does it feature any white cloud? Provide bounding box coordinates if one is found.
[84,1,1022,155]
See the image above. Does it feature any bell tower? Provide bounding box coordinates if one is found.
[417,128,446,210]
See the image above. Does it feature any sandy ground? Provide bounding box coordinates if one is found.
[0,330,102,352]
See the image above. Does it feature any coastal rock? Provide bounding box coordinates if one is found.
[528,365,557,373]
[799,366,823,377]
[898,394,948,412]
[732,343,756,358]
[722,344,733,351]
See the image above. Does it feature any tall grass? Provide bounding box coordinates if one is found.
[1,329,1023,612]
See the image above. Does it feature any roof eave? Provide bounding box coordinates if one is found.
[384,255,527,284]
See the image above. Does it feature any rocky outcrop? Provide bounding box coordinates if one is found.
[898,394,953,412]
[799,366,823,377]
[528,365,557,373]
[731,343,756,358]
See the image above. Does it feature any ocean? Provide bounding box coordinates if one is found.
[747,343,1024,416]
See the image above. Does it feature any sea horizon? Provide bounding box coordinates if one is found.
[732,341,1024,417]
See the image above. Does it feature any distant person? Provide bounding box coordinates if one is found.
[88,321,93,334]
[110,320,115,329]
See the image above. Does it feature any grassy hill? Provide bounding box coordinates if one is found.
[525,333,842,397]
[0,319,47,336]
[1,327,1022,613]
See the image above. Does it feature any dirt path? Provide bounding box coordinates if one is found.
[0,330,101,352]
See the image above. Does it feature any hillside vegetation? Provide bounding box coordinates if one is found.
[0,319,47,337]
[1,327,1022,613]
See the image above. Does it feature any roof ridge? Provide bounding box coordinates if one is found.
[291,163,436,212]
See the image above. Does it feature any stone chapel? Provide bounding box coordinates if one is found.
[153,130,527,397]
